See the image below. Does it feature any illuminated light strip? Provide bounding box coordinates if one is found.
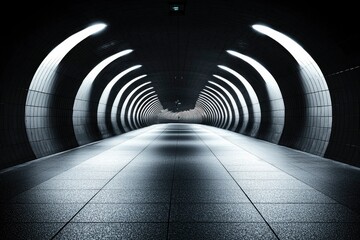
[226,50,283,99]
[198,97,218,126]
[205,86,234,130]
[252,24,325,84]
[196,100,214,125]
[141,98,159,125]
[200,92,226,129]
[143,101,159,126]
[213,74,249,133]
[110,74,147,134]
[134,94,158,128]
[129,91,157,130]
[29,23,107,95]
[199,94,224,128]
[116,81,153,130]
[208,81,240,132]
[196,99,214,125]
[218,65,261,136]
[202,89,230,130]
[26,23,107,156]
[75,49,133,102]
[143,100,161,126]
[147,99,164,123]
[73,49,133,143]
[119,84,153,132]
[97,65,142,136]
[226,50,284,142]
[253,24,332,154]
[198,96,218,126]
[137,96,160,127]
[120,85,153,132]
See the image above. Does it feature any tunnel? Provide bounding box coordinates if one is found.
[0,0,359,239]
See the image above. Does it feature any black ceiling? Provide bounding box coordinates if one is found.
[1,0,358,111]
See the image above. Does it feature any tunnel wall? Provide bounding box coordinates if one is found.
[0,4,359,170]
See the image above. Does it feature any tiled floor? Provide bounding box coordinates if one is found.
[1,123,360,239]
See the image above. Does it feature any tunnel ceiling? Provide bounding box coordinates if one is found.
[2,0,358,112]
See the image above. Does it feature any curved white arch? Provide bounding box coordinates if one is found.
[205,86,233,130]
[142,99,161,127]
[28,23,107,96]
[128,90,156,130]
[253,24,332,155]
[110,74,147,134]
[199,93,225,128]
[141,98,159,123]
[135,95,158,128]
[198,96,221,127]
[25,23,107,157]
[73,49,133,143]
[142,99,161,126]
[227,49,285,143]
[212,74,249,132]
[217,66,261,136]
[208,81,240,132]
[201,91,227,129]
[202,89,230,130]
[120,84,153,132]
[97,65,142,136]
[196,100,214,125]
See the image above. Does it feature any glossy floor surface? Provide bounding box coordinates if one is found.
[1,123,360,239]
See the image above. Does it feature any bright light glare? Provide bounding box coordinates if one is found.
[252,24,327,91]
[28,22,108,95]
[26,22,107,155]
[252,24,332,151]
[89,23,107,33]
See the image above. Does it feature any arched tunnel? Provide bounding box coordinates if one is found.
[0,0,359,239]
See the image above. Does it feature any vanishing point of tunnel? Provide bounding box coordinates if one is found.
[0,0,359,239]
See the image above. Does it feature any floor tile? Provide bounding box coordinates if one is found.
[54,223,167,240]
[169,223,277,240]
[170,203,264,222]
[72,204,169,222]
